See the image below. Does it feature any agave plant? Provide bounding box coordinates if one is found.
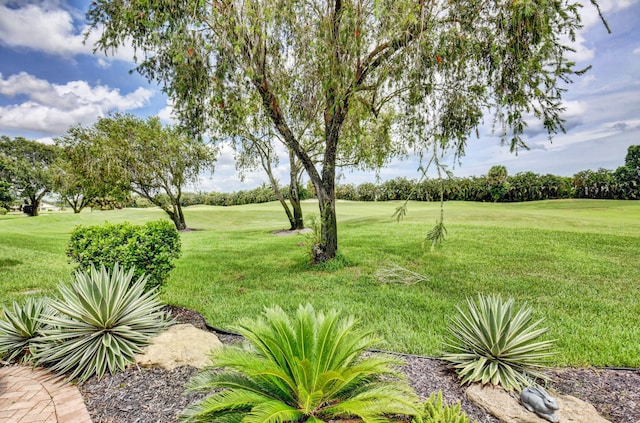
[0,296,50,363]
[181,303,419,422]
[441,294,555,392]
[34,263,171,382]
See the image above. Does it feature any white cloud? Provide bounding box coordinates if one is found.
[157,100,177,123]
[0,72,153,134]
[0,2,136,63]
[634,47,640,55]
[565,1,638,63]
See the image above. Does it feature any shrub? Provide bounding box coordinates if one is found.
[0,206,7,215]
[0,297,50,363]
[414,390,476,423]
[180,304,419,422]
[34,264,171,382]
[66,220,181,291]
[441,294,555,392]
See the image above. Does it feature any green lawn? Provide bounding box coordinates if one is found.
[1,199,639,367]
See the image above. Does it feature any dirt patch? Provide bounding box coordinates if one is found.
[79,307,640,423]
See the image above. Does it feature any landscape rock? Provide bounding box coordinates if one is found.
[466,384,610,423]
[135,324,223,370]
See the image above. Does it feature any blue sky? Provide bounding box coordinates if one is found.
[1,0,639,192]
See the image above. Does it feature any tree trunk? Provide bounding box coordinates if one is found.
[314,184,338,263]
[171,202,187,230]
[261,150,296,229]
[26,196,39,216]
[149,191,187,231]
[288,150,304,230]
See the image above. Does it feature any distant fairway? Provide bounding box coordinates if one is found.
[1,199,639,367]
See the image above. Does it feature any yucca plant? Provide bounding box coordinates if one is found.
[413,391,475,423]
[441,294,555,392]
[181,303,420,422]
[34,263,171,382]
[0,296,50,363]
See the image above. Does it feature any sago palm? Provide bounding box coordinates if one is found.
[441,294,555,391]
[181,303,419,422]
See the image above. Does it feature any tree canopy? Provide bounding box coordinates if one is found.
[0,136,58,216]
[57,114,218,229]
[88,0,607,261]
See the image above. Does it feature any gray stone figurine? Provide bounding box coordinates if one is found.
[521,385,560,422]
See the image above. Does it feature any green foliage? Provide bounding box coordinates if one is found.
[66,220,181,291]
[34,264,171,382]
[613,145,640,199]
[302,215,323,262]
[0,297,50,363]
[333,173,577,203]
[0,180,12,210]
[0,207,6,215]
[487,166,510,203]
[181,304,419,422]
[414,391,475,423]
[442,294,555,392]
[57,114,217,229]
[572,168,617,199]
[0,135,59,216]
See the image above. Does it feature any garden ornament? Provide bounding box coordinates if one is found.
[521,385,560,423]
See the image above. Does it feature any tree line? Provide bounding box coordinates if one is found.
[174,145,639,206]
[2,127,638,226]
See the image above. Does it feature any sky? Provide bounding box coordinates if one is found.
[1,0,639,193]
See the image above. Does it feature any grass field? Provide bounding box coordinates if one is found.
[1,199,639,367]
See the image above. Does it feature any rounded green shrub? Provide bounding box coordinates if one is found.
[66,220,181,291]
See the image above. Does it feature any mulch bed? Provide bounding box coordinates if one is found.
[79,306,640,423]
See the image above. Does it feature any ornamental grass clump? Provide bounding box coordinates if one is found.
[34,263,171,382]
[441,294,555,392]
[181,303,420,422]
[0,297,50,363]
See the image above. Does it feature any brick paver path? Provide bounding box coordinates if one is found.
[0,366,92,423]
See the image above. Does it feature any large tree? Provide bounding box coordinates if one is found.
[88,0,606,262]
[614,145,640,199]
[58,114,217,229]
[0,136,58,216]
[52,138,107,213]
[235,133,306,230]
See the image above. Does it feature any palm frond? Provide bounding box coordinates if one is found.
[182,304,420,421]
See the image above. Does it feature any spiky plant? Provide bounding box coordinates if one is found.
[0,297,50,363]
[414,390,475,423]
[441,294,555,392]
[34,263,171,382]
[181,303,420,422]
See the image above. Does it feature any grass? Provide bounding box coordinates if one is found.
[1,199,639,368]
